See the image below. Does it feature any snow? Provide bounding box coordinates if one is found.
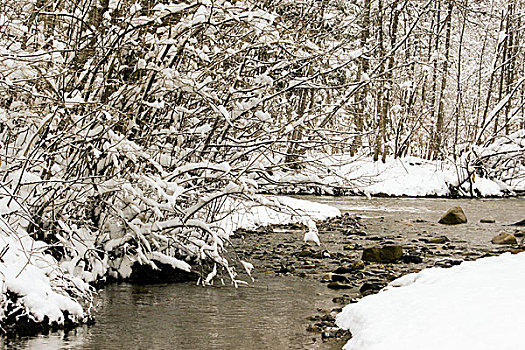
[339,156,510,196]
[304,219,321,245]
[146,251,191,272]
[336,252,525,350]
[216,195,341,236]
[0,230,87,324]
[264,154,517,197]
[0,184,90,327]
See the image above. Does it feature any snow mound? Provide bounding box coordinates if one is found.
[336,252,525,350]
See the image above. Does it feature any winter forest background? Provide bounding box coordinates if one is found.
[0,0,524,331]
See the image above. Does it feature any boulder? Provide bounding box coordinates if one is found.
[362,245,403,263]
[438,207,467,225]
[491,232,517,245]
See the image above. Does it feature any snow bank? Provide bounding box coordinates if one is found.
[343,156,504,197]
[216,195,341,233]
[263,155,511,197]
[336,252,525,350]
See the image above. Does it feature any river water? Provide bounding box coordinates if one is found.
[306,196,525,248]
[4,197,524,350]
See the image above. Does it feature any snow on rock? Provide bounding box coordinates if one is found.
[336,252,525,350]
[0,186,91,329]
[0,230,88,325]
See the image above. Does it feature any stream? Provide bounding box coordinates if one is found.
[4,197,524,350]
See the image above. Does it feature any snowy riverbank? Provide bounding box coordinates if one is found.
[261,154,525,197]
[0,193,339,334]
[336,252,525,350]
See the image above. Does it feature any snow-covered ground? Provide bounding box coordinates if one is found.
[336,252,525,350]
[335,156,507,196]
[216,195,340,246]
[263,154,523,197]
[217,195,341,232]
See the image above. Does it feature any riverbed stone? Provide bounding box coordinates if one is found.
[296,249,314,258]
[359,280,386,295]
[351,260,365,270]
[334,260,365,274]
[332,294,360,304]
[306,324,323,333]
[514,230,525,238]
[362,245,403,263]
[401,253,423,264]
[480,218,496,223]
[327,282,353,290]
[491,232,517,245]
[424,236,450,244]
[331,274,350,283]
[438,207,467,225]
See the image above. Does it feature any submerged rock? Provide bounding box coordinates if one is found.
[129,261,198,284]
[491,232,517,245]
[438,207,467,225]
[334,260,365,274]
[362,245,403,263]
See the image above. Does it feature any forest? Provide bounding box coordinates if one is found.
[0,0,524,334]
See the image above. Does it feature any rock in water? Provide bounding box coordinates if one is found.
[327,282,353,290]
[491,232,517,245]
[359,280,386,294]
[480,218,496,223]
[362,245,403,263]
[424,236,449,244]
[438,207,467,225]
[511,219,525,226]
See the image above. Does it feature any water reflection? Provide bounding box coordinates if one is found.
[6,275,342,350]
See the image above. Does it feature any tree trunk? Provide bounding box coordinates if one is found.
[430,1,453,160]
[351,0,371,156]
